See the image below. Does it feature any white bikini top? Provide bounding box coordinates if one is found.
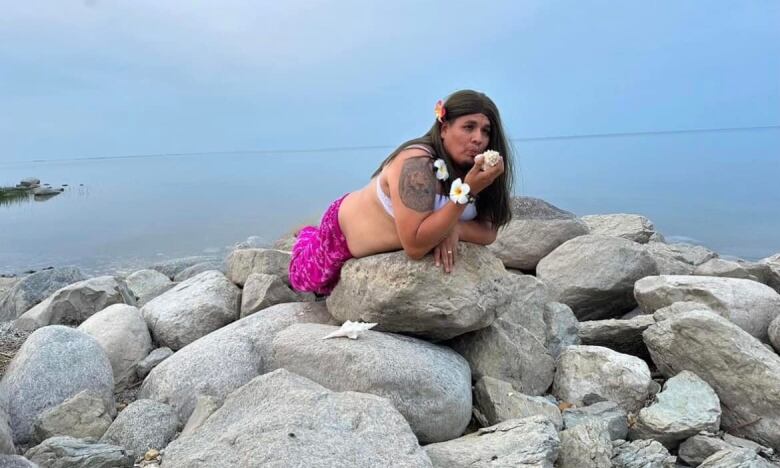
[376,144,478,221]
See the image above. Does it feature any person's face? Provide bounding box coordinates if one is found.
[440,113,491,168]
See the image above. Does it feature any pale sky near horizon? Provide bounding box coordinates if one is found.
[1,1,779,163]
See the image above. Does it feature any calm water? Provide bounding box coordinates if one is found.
[1,130,779,276]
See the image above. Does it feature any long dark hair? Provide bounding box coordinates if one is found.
[373,90,513,228]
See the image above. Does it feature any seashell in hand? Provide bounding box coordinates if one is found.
[480,150,501,168]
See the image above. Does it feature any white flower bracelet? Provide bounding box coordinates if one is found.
[449,178,475,205]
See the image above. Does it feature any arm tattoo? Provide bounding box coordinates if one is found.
[399,157,436,212]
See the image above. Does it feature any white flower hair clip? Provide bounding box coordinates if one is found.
[433,159,449,181]
[322,320,378,340]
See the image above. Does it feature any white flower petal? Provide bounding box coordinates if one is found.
[433,159,449,180]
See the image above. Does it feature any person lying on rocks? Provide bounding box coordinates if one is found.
[289,89,513,295]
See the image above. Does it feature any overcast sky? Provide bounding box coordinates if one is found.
[1,1,778,163]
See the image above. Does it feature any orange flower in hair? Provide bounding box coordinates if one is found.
[434,100,446,123]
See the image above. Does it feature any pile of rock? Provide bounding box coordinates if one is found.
[1,197,780,467]
[13,178,65,198]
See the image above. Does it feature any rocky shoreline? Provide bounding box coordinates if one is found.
[1,197,780,467]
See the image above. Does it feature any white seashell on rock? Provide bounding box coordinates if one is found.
[322,320,378,340]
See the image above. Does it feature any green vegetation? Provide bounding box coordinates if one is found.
[0,186,32,207]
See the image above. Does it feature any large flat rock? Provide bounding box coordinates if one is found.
[138,302,335,422]
[327,243,514,341]
[269,323,472,443]
[537,235,658,320]
[488,196,589,270]
[635,275,780,342]
[160,369,432,468]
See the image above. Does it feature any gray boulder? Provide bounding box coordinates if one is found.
[635,275,780,342]
[449,321,554,396]
[77,304,152,390]
[100,400,179,458]
[652,301,713,322]
[698,448,777,468]
[0,278,19,305]
[160,369,432,468]
[328,243,514,341]
[552,345,652,414]
[424,416,559,468]
[0,326,114,445]
[645,242,718,275]
[501,274,550,337]
[611,439,677,467]
[488,196,589,270]
[629,370,721,448]
[694,258,760,281]
[581,213,657,243]
[759,253,780,293]
[272,232,296,251]
[15,276,135,332]
[543,301,580,359]
[473,376,562,429]
[141,271,241,350]
[678,434,735,467]
[135,347,173,380]
[448,274,555,396]
[240,273,311,317]
[225,248,290,286]
[723,433,776,457]
[179,395,220,437]
[149,256,220,280]
[233,235,271,250]
[269,323,471,443]
[770,315,780,352]
[0,455,37,467]
[31,390,113,445]
[138,302,334,422]
[124,269,172,307]
[448,319,555,395]
[557,420,613,468]
[643,310,780,451]
[32,187,61,196]
[0,406,13,455]
[24,436,133,468]
[19,178,40,187]
[0,267,85,322]
[537,235,658,320]
[173,262,224,282]
[578,315,656,359]
[562,401,628,440]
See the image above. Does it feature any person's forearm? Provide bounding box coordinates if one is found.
[404,202,466,258]
[457,220,498,245]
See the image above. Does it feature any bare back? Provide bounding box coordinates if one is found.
[338,148,436,258]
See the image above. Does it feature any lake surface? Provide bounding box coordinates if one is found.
[1,129,779,276]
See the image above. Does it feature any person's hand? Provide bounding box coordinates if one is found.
[464,153,505,195]
[433,226,460,273]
